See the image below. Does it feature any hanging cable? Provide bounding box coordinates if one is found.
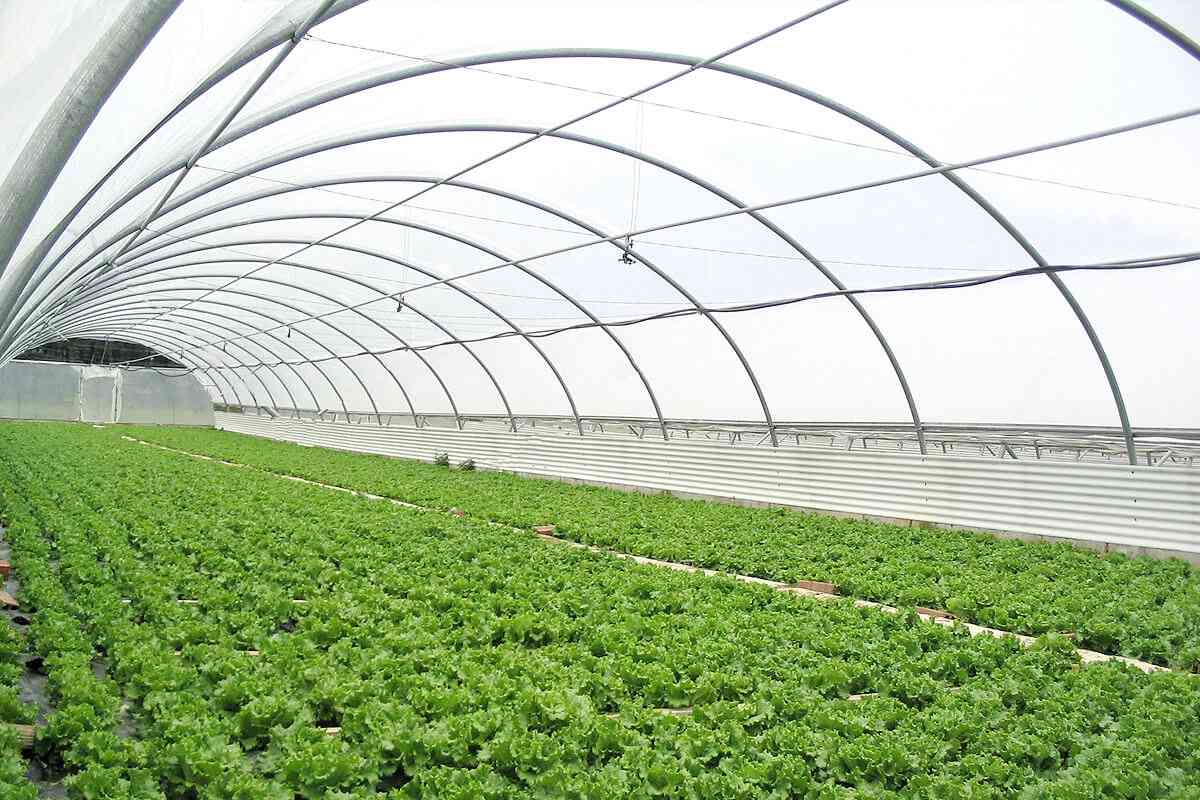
[620,103,644,265]
[399,213,409,313]
[99,250,1200,370]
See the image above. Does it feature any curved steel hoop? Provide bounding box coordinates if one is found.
[47,298,336,413]
[11,3,1200,452]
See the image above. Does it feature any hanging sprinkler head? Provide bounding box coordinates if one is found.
[619,236,636,265]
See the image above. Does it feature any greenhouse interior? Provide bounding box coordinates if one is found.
[0,0,1198,796]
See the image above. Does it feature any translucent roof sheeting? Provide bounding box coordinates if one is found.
[1,0,1198,461]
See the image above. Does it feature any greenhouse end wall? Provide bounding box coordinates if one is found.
[0,360,213,425]
[215,413,1200,563]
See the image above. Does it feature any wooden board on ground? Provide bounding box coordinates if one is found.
[5,724,36,749]
[790,579,839,595]
[916,607,955,620]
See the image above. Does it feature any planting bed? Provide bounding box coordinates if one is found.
[121,425,1200,671]
[0,421,1198,798]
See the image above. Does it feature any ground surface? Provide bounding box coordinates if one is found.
[0,421,1197,798]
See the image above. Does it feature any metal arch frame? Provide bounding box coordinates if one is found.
[59,322,254,409]
[133,49,1145,457]
[59,314,285,413]
[13,280,370,422]
[43,291,358,416]
[9,283,357,418]
[18,275,421,430]
[78,254,520,430]
[0,0,369,336]
[73,256,516,431]
[108,239,576,435]
[52,185,682,443]
[0,0,347,352]
[42,129,878,451]
[74,225,767,443]
[89,112,928,448]
[118,208,674,441]
[74,248,517,430]
[42,151,783,447]
[77,312,298,413]
[22,292,328,419]
[57,263,433,428]
[120,228,777,443]
[1105,0,1200,62]
[64,316,286,411]
[30,279,384,423]
[7,7,1196,450]
[13,311,250,409]
[16,249,470,432]
[47,300,316,413]
[40,157,678,440]
[12,46,1128,455]
[107,144,928,449]
[11,69,922,447]
[116,208,672,438]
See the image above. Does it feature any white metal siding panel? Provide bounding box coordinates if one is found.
[216,413,1200,557]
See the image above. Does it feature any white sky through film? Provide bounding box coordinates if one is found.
[1,0,1198,428]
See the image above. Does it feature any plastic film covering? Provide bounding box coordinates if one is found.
[0,0,1198,467]
[0,361,82,421]
[0,360,213,425]
[118,366,216,425]
[80,365,118,421]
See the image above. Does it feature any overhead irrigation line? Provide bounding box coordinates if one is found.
[303,32,1200,215]
[106,1,851,344]
[124,216,997,309]
[77,249,1196,362]
[100,98,1200,367]
[93,251,1200,371]
[626,101,645,236]
[78,278,678,324]
[68,217,998,332]
[185,163,1004,273]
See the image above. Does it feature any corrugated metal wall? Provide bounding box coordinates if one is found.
[216,413,1200,560]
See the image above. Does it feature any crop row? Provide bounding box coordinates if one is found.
[0,421,1197,797]
[0,549,35,798]
[118,424,1200,670]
